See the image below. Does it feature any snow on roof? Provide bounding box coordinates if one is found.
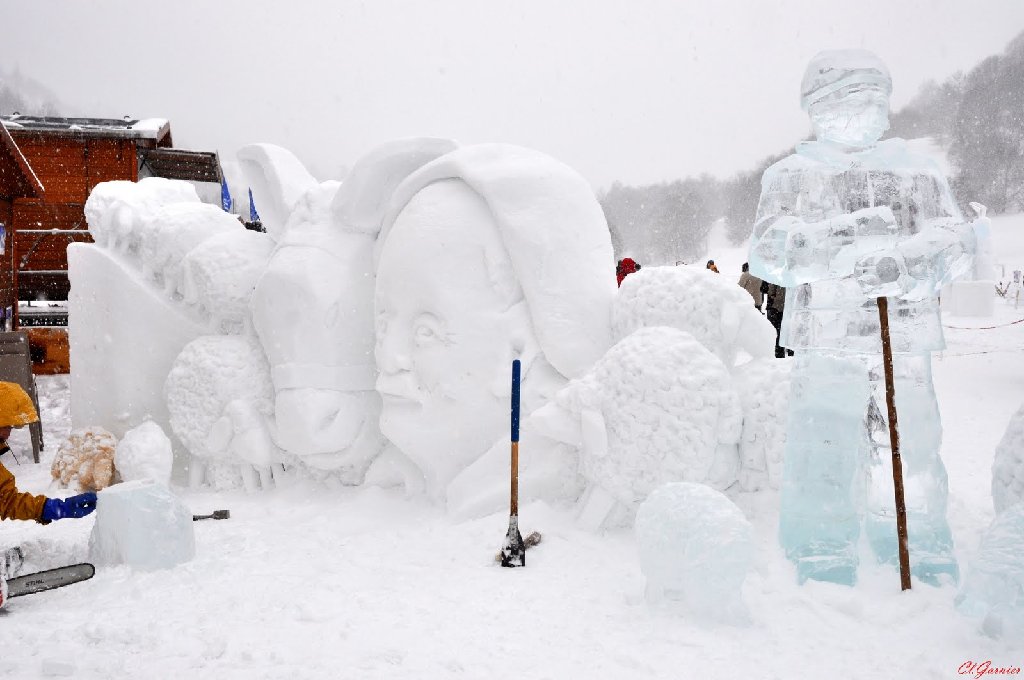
[0,115,170,141]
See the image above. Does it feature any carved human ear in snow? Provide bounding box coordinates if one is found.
[374,144,617,499]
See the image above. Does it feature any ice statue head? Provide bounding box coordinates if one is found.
[801,49,892,148]
[374,144,616,496]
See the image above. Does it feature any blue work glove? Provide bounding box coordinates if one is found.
[41,493,98,522]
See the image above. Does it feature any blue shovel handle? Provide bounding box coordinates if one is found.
[511,359,521,443]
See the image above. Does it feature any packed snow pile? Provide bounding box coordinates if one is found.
[114,420,174,485]
[635,482,752,623]
[51,426,117,491]
[558,326,742,517]
[89,479,195,571]
[956,503,1024,639]
[992,401,1024,514]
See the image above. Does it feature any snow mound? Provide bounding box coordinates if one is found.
[114,420,173,485]
[992,401,1024,514]
[558,326,742,515]
[635,482,752,623]
[51,427,117,492]
[613,266,775,367]
[734,357,793,491]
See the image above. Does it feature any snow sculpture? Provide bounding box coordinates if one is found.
[114,421,174,485]
[249,139,456,481]
[749,50,983,585]
[635,482,752,623]
[89,479,195,571]
[544,326,742,530]
[956,503,1024,639]
[613,266,776,368]
[992,402,1024,514]
[447,264,780,521]
[733,358,792,492]
[374,144,616,497]
[72,179,244,474]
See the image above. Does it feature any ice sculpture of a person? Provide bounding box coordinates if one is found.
[374,144,616,499]
[748,50,983,585]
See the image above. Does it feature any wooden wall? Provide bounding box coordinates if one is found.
[7,132,139,302]
[0,198,13,329]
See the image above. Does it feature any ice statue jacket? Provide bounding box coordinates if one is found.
[0,450,46,522]
[748,138,978,354]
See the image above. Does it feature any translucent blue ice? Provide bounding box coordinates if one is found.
[748,50,979,585]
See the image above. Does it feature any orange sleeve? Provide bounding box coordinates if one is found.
[0,461,47,522]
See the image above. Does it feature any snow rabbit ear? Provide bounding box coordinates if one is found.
[330,138,458,236]
[237,144,318,240]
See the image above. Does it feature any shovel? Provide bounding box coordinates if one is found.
[499,359,527,567]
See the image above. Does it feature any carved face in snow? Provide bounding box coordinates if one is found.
[808,83,890,148]
[375,179,522,495]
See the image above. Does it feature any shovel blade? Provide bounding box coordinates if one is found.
[500,521,526,568]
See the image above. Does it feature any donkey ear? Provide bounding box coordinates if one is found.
[331,137,457,237]
[237,144,318,240]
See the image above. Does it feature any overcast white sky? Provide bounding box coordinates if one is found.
[3,0,1024,188]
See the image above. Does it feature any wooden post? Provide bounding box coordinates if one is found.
[877,296,912,591]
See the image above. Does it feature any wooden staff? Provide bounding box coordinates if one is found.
[877,295,912,590]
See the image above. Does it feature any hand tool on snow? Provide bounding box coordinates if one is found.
[499,359,527,567]
[193,510,231,521]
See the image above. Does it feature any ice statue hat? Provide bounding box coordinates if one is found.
[800,49,892,111]
[378,144,616,379]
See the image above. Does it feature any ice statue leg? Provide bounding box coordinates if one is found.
[779,352,870,585]
[864,354,957,585]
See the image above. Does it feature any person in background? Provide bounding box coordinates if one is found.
[764,283,792,358]
[706,259,720,273]
[738,262,764,311]
[0,382,97,524]
[616,257,641,287]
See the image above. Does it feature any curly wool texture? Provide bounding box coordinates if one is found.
[164,335,274,461]
[51,427,118,491]
[557,326,741,509]
[613,266,776,367]
[993,401,1024,514]
[733,358,793,491]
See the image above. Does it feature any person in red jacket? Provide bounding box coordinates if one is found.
[616,257,641,287]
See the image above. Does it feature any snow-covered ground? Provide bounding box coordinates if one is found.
[1,221,1023,679]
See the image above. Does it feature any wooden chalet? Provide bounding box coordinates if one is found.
[0,115,224,373]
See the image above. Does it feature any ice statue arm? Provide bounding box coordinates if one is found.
[749,203,899,287]
[857,182,983,300]
[886,211,984,301]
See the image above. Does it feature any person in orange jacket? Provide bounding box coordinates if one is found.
[0,382,96,523]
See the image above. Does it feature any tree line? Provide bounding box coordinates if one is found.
[603,30,1024,262]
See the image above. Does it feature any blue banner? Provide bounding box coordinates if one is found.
[221,178,233,213]
[249,188,260,222]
